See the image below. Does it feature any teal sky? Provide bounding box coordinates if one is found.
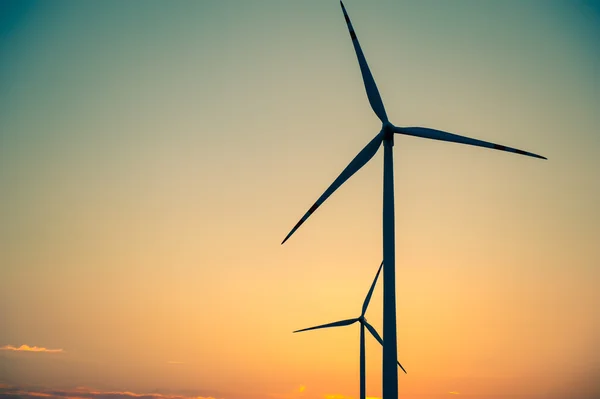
[1,1,599,398]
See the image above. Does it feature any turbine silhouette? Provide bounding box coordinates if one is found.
[293,261,406,399]
[282,2,546,398]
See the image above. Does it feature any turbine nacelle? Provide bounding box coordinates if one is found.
[382,121,395,142]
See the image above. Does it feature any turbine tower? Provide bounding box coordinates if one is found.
[281,3,546,398]
[293,261,406,399]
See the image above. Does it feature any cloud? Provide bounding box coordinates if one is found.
[0,386,220,399]
[449,392,460,395]
[267,385,306,399]
[0,345,63,353]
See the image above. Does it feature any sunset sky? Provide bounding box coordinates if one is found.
[1,1,599,399]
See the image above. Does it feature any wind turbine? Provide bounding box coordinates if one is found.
[281,2,546,399]
[294,261,406,399]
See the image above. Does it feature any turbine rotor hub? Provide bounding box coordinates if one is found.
[382,121,394,142]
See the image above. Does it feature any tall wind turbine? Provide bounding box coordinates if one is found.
[293,261,406,399]
[281,2,546,398]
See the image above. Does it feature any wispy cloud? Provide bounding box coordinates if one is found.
[268,385,307,399]
[0,344,63,353]
[449,392,460,395]
[0,386,220,399]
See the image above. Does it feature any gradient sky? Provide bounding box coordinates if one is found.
[1,1,599,399]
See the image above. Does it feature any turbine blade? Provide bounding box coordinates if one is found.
[340,1,388,123]
[293,318,359,333]
[364,321,407,374]
[281,132,384,244]
[393,126,547,160]
[361,260,384,317]
[363,321,383,346]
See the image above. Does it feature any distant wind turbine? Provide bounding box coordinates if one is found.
[281,2,546,399]
[294,261,406,399]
